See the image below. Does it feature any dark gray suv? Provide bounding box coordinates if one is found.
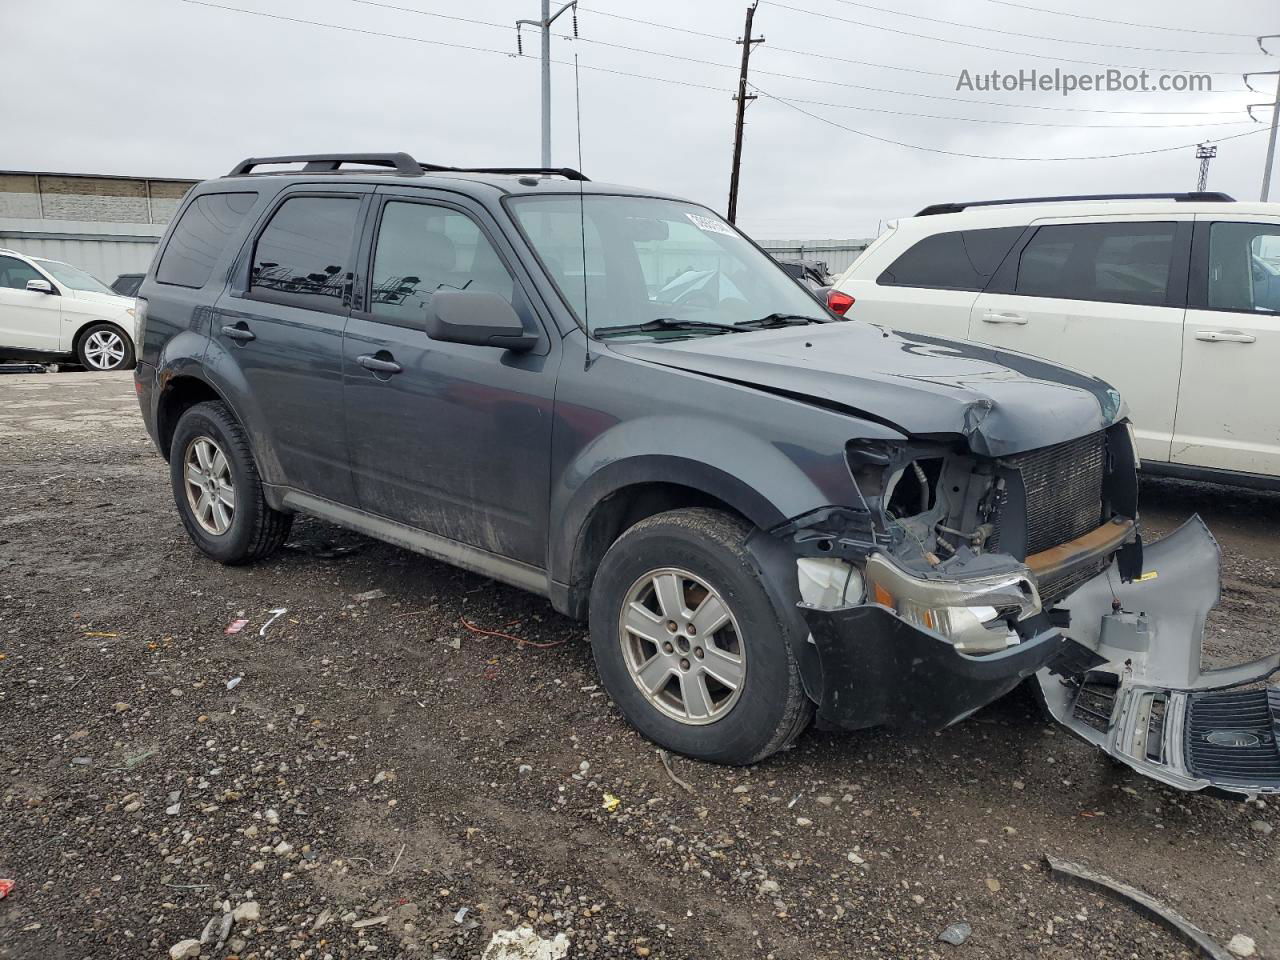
[135,152,1277,794]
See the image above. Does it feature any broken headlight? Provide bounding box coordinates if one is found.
[863,552,1042,654]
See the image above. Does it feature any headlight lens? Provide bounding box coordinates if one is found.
[864,552,1041,653]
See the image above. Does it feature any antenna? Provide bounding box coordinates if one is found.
[574,51,593,368]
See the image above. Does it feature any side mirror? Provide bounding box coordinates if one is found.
[423,290,538,352]
[26,279,54,294]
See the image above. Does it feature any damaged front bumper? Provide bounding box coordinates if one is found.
[800,516,1280,796]
[1040,516,1280,796]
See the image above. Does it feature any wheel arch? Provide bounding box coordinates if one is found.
[154,371,237,461]
[550,456,789,620]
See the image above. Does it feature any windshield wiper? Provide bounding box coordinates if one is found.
[737,313,828,328]
[594,317,745,338]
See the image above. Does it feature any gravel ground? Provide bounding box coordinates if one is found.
[2,370,1279,960]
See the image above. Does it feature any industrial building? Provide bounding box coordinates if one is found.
[0,170,198,283]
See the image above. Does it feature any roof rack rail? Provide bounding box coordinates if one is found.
[227,153,423,177]
[915,192,1236,217]
[421,164,590,182]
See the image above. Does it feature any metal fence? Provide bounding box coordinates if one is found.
[759,239,873,277]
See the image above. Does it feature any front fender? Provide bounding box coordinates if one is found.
[548,414,840,588]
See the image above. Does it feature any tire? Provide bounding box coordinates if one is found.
[589,508,814,765]
[76,323,134,371]
[169,400,292,565]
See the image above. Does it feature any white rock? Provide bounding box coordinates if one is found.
[273,840,293,856]
[264,809,279,825]
[169,939,201,959]
[1227,934,1256,958]
[757,879,780,894]
[232,901,261,923]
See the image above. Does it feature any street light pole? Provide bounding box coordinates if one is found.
[515,0,578,168]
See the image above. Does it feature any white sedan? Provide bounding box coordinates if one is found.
[0,248,138,370]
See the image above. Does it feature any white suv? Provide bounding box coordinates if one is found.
[830,192,1280,486]
[0,248,138,371]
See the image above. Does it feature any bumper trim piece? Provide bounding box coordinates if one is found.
[1025,516,1135,580]
[802,602,1074,731]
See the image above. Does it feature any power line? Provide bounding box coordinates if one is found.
[751,81,1274,161]
[761,0,1255,78]
[781,94,1256,129]
[229,0,1253,117]
[174,0,728,93]
[825,0,1257,55]
[176,0,1256,131]
[973,0,1257,39]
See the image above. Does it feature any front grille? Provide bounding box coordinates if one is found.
[1185,688,1280,789]
[1007,431,1107,555]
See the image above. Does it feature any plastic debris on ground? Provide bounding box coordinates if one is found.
[481,926,570,960]
[224,618,249,635]
[258,608,288,636]
[0,878,13,899]
[351,589,387,602]
[226,676,243,690]
[939,922,972,946]
[602,793,621,812]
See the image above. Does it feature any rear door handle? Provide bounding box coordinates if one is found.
[220,323,255,342]
[357,354,403,375]
[1195,330,1256,343]
[980,311,1027,325]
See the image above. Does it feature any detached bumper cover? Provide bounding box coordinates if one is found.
[802,604,1077,731]
[1038,515,1280,796]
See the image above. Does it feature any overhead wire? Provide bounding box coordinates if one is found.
[971,0,1260,39]
[751,81,1275,161]
[760,0,1258,79]
[824,0,1260,55]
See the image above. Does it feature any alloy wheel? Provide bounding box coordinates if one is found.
[184,436,236,535]
[83,329,126,369]
[618,567,746,725]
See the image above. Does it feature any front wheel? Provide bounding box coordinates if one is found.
[76,323,134,371]
[589,508,813,765]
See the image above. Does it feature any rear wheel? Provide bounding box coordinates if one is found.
[76,323,134,371]
[169,401,291,564]
[589,508,813,765]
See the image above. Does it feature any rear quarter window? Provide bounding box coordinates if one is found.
[877,227,1023,291]
[155,192,259,289]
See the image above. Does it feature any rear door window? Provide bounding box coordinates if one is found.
[155,192,258,288]
[250,195,361,313]
[0,256,44,290]
[877,227,1023,291]
[1014,221,1177,306]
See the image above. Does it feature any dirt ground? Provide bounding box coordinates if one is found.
[3,370,1280,960]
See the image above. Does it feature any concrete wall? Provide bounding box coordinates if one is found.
[0,171,197,283]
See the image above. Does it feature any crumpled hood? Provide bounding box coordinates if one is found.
[607,322,1122,457]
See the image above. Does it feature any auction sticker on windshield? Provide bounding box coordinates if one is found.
[686,212,736,237]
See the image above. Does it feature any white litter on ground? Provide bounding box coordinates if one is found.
[480,925,570,960]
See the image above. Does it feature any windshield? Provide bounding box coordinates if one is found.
[38,259,115,295]
[508,195,827,337]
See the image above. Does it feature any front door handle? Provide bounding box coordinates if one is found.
[221,323,256,342]
[357,353,403,375]
[980,311,1028,325]
[1195,330,1256,343]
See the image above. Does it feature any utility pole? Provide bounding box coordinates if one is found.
[727,3,764,224]
[1195,143,1217,192]
[515,1,578,168]
[1246,36,1280,202]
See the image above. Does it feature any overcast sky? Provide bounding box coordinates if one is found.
[6,0,1279,239]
